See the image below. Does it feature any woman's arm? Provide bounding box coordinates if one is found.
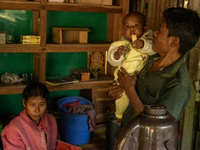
[117,67,144,114]
[1,125,26,150]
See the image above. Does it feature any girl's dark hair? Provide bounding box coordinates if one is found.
[23,82,49,103]
[163,7,200,55]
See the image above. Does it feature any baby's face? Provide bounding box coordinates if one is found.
[123,15,145,41]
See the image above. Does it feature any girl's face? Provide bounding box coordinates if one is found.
[123,15,145,41]
[23,96,47,125]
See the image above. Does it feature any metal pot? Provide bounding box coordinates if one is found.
[115,104,178,150]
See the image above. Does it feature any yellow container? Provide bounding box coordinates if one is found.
[21,39,40,44]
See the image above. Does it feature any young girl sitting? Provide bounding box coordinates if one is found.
[1,82,58,150]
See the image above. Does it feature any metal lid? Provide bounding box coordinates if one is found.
[144,104,167,115]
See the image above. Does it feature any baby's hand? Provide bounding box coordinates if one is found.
[114,45,126,60]
[133,40,144,49]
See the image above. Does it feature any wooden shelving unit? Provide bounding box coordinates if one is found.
[0,0,129,122]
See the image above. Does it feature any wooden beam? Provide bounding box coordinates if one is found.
[0,1,40,10]
[0,44,40,53]
[45,44,110,53]
[39,9,47,83]
[45,3,122,13]
[33,10,39,80]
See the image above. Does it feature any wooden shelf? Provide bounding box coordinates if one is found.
[0,43,110,53]
[0,80,113,95]
[45,43,110,52]
[46,2,122,13]
[0,83,26,95]
[47,80,113,92]
[0,1,41,10]
[0,1,122,13]
[0,44,41,53]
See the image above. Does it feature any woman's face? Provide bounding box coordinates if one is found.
[23,96,47,125]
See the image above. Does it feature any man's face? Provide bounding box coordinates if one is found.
[152,21,170,55]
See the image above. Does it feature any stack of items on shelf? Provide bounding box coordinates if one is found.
[0,72,34,84]
[20,35,40,44]
[45,76,79,86]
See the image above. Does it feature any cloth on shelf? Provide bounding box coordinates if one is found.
[56,140,82,150]
[62,100,97,131]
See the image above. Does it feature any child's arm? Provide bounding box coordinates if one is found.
[107,44,125,66]
[136,29,156,55]
[139,38,156,55]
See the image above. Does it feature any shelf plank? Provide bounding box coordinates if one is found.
[46,80,113,92]
[0,44,41,53]
[0,43,111,53]
[0,83,26,95]
[45,43,110,52]
[0,80,113,95]
[0,1,41,10]
[0,1,122,13]
[46,2,122,13]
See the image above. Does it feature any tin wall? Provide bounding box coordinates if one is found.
[130,0,183,30]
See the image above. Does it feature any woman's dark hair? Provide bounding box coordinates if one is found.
[23,82,49,103]
[163,7,200,55]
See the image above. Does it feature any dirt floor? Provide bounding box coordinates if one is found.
[79,123,106,150]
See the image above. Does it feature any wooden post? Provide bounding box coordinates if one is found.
[39,0,47,83]
[33,10,39,81]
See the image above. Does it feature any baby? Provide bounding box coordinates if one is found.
[107,12,156,124]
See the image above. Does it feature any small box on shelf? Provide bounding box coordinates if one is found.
[72,68,96,81]
[0,32,6,44]
[20,35,40,44]
[52,27,90,44]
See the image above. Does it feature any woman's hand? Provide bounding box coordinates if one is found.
[108,81,124,99]
[117,67,138,92]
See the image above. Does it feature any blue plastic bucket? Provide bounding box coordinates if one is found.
[57,96,92,145]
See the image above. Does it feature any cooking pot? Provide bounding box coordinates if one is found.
[115,104,178,150]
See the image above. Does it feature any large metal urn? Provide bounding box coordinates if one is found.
[115,104,178,150]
